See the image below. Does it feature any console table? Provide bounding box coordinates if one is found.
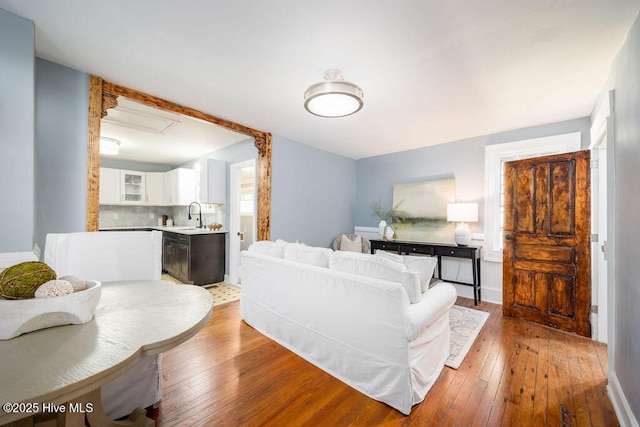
[370,239,482,305]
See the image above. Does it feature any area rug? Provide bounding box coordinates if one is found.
[446,305,490,369]
[161,274,241,307]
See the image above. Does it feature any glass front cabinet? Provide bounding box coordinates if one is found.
[120,170,146,205]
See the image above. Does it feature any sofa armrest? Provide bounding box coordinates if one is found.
[404,282,457,340]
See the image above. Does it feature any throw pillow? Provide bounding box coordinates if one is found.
[403,256,438,292]
[340,234,363,253]
[374,249,404,264]
[329,251,422,303]
[284,243,334,268]
[375,251,438,292]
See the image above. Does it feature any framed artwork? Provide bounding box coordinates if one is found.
[392,178,455,243]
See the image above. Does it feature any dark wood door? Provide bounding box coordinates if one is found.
[503,151,591,337]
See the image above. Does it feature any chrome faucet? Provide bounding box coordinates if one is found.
[188,202,203,228]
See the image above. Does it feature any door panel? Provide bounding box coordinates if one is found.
[549,162,575,235]
[515,166,535,234]
[503,151,591,337]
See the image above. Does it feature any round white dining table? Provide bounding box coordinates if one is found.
[0,280,213,426]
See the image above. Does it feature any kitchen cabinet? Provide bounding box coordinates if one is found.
[99,167,121,204]
[145,172,165,205]
[99,167,196,206]
[120,170,146,205]
[199,158,226,204]
[162,231,225,285]
[164,168,196,206]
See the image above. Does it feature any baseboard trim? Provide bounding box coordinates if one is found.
[608,370,639,427]
[452,284,502,305]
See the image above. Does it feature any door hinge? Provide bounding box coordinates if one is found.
[591,305,598,314]
[590,233,598,242]
[590,159,599,169]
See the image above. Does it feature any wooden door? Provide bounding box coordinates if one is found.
[503,151,591,337]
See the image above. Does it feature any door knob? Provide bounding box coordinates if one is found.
[505,234,513,240]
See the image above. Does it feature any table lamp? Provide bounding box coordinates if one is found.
[447,203,478,246]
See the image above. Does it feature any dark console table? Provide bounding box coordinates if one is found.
[370,239,482,305]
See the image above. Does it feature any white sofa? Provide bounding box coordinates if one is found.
[239,242,457,415]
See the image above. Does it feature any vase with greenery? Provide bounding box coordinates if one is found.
[370,200,408,238]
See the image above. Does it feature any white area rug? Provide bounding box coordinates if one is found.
[446,305,490,369]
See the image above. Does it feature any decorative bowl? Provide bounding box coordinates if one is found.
[0,280,101,340]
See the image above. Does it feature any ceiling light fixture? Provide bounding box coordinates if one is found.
[304,69,364,118]
[99,137,121,155]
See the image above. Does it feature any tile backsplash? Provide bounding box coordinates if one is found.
[99,205,225,229]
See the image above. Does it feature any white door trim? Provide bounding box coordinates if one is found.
[228,159,256,285]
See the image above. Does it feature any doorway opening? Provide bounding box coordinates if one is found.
[589,91,612,343]
[228,159,256,285]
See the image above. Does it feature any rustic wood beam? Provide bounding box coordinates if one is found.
[86,77,272,240]
[86,75,103,232]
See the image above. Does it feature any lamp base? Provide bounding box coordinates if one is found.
[454,223,471,246]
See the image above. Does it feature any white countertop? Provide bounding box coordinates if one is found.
[99,226,228,235]
[154,226,228,235]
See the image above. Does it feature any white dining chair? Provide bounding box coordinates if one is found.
[0,251,38,269]
[44,230,163,420]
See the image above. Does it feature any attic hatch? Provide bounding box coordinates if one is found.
[103,97,182,134]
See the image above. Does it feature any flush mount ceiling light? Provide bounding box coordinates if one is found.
[99,137,121,155]
[304,69,364,118]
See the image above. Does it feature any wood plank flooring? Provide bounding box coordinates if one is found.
[154,297,617,426]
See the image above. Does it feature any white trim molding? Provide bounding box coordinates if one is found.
[608,371,640,427]
[483,132,582,263]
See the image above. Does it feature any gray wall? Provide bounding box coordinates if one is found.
[355,118,591,233]
[271,135,356,248]
[34,59,89,254]
[596,11,640,423]
[0,10,34,252]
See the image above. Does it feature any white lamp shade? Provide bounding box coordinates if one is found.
[447,203,478,223]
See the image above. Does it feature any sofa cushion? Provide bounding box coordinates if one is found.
[376,251,438,293]
[329,251,422,303]
[340,234,363,253]
[248,240,286,258]
[284,243,334,268]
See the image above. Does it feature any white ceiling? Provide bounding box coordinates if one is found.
[2,0,638,159]
[101,98,249,165]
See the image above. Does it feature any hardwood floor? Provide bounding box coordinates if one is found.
[155,297,617,426]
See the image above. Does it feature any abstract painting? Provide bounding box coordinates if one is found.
[392,178,456,243]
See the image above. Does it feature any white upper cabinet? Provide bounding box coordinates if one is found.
[199,158,226,204]
[99,167,196,206]
[120,170,146,205]
[99,167,121,205]
[145,172,165,205]
[164,168,196,206]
